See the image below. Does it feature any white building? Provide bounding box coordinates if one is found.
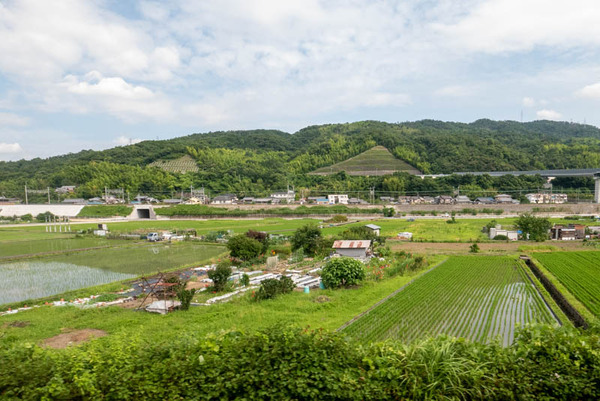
[365,224,381,236]
[270,190,295,204]
[328,194,349,204]
[525,193,568,204]
[489,227,518,241]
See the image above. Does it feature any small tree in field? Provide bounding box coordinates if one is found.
[208,262,232,292]
[516,213,552,242]
[321,257,365,289]
[227,234,262,261]
[290,224,322,256]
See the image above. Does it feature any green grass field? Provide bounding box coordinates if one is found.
[0,237,136,258]
[343,256,557,345]
[310,146,421,175]
[534,251,600,317]
[0,268,429,346]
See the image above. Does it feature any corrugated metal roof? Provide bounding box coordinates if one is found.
[365,224,381,230]
[332,240,371,249]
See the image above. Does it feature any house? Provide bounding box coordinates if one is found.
[365,224,381,236]
[211,194,238,204]
[475,197,496,204]
[397,232,413,240]
[348,197,368,205]
[328,194,349,205]
[163,199,182,205]
[55,186,76,194]
[422,196,436,204]
[133,195,158,204]
[62,198,86,205]
[380,196,395,203]
[454,195,472,204]
[489,227,518,241]
[435,195,454,204]
[87,197,105,205]
[332,240,371,259]
[550,225,580,240]
[525,193,568,204]
[495,194,515,204]
[307,197,329,205]
[241,197,255,204]
[270,189,295,204]
[253,198,272,204]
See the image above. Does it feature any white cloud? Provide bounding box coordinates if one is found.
[113,136,143,146]
[437,0,600,53]
[0,112,29,126]
[65,72,154,100]
[434,85,473,97]
[0,142,23,154]
[576,82,600,99]
[536,109,562,121]
[522,97,535,107]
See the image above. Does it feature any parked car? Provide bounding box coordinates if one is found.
[147,232,161,242]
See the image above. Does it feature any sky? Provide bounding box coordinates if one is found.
[1,0,600,161]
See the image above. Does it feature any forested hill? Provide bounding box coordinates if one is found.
[1,119,600,198]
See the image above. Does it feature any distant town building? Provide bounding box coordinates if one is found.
[211,194,238,205]
[495,194,517,204]
[550,224,585,240]
[525,193,568,204]
[62,198,86,205]
[270,189,295,204]
[328,194,349,205]
[435,195,454,204]
[475,197,495,204]
[55,186,76,194]
[454,195,472,204]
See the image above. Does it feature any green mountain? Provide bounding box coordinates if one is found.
[1,119,599,198]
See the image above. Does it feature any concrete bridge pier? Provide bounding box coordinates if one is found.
[595,173,600,204]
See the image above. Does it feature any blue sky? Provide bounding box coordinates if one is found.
[1,0,600,160]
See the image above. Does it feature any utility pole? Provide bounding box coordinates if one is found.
[24,184,28,205]
[47,187,51,204]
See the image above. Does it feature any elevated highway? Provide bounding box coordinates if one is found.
[420,168,600,203]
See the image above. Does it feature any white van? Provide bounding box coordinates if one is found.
[147,232,161,242]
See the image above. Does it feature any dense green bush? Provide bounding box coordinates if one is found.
[321,257,366,288]
[1,325,600,400]
[207,262,232,292]
[227,235,262,261]
[254,276,295,301]
[290,224,323,256]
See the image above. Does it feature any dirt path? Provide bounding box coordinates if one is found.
[43,329,107,349]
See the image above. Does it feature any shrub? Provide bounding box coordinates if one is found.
[290,224,322,256]
[36,211,56,222]
[240,274,250,287]
[255,276,295,301]
[493,235,508,241]
[246,230,269,253]
[469,243,480,253]
[208,262,232,292]
[227,234,262,261]
[321,257,365,289]
[327,215,348,223]
[383,207,395,217]
[177,287,196,311]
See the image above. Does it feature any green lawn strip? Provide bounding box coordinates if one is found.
[517,259,569,326]
[77,205,133,217]
[0,272,422,346]
[528,255,597,323]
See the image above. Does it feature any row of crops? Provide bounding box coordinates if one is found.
[343,256,556,346]
[534,251,600,317]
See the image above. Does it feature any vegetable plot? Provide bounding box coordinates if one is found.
[534,251,600,317]
[343,256,556,346]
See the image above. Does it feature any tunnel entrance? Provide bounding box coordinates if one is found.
[137,208,151,219]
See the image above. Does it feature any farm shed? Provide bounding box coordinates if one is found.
[364,224,381,236]
[332,240,371,259]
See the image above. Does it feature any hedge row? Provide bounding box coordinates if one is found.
[155,205,382,217]
[2,325,600,400]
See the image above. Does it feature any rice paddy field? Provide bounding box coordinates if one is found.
[0,243,226,305]
[534,251,600,317]
[342,256,557,346]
